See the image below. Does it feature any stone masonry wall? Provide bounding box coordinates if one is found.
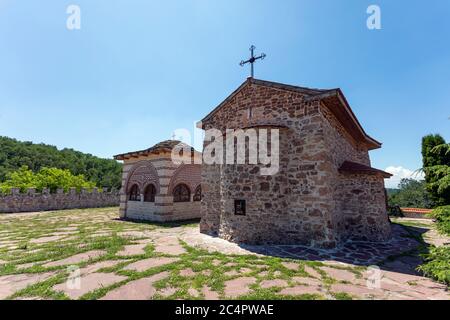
[201,82,338,247]
[0,188,119,214]
[201,80,391,247]
[319,102,391,242]
[336,173,391,241]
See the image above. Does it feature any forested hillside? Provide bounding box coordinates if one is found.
[0,136,122,189]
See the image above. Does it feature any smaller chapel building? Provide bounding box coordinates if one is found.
[114,140,202,222]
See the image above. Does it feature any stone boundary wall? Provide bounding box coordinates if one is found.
[400,208,433,219]
[0,187,119,214]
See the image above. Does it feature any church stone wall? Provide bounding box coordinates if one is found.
[335,173,391,241]
[200,81,391,247]
[200,83,339,247]
[319,102,391,242]
[320,104,371,167]
[0,188,119,214]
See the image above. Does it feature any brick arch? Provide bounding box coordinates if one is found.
[168,164,201,195]
[125,161,160,195]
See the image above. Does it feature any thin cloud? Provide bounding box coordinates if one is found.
[384,166,425,189]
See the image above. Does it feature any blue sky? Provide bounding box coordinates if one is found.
[0,0,449,188]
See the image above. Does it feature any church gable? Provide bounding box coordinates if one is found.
[200,78,381,152]
[201,79,315,132]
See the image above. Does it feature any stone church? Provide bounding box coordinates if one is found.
[199,78,392,248]
[115,77,392,248]
[114,140,202,222]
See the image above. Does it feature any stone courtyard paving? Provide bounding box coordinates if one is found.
[0,208,448,300]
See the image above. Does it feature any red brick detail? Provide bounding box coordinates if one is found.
[168,164,201,195]
[125,161,160,194]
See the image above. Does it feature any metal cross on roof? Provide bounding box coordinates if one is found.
[239,45,266,78]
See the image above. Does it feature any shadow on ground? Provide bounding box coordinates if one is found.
[236,224,430,274]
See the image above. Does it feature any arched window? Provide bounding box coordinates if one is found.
[193,185,201,202]
[129,184,141,201]
[144,184,156,203]
[173,184,190,203]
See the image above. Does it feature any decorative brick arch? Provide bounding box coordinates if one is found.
[168,164,201,195]
[125,161,160,195]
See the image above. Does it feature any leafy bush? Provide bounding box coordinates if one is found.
[416,206,450,286]
[0,166,96,194]
[418,246,450,285]
[431,205,450,236]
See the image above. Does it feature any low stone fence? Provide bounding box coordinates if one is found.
[0,187,119,213]
[400,207,433,219]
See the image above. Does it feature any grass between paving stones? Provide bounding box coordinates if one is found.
[0,207,381,300]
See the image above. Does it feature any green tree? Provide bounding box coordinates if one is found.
[422,134,450,206]
[388,178,432,208]
[0,136,122,189]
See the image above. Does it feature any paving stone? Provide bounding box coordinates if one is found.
[118,231,148,238]
[211,259,222,266]
[16,262,43,270]
[14,296,45,300]
[320,267,358,283]
[188,288,200,298]
[123,257,178,272]
[201,270,212,276]
[292,277,322,286]
[260,279,288,288]
[117,244,147,256]
[53,273,127,300]
[330,283,385,299]
[0,272,56,299]
[379,278,409,292]
[224,270,239,277]
[239,267,252,274]
[29,235,65,244]
[159,287,177,297]
[415,278,448,290]
[100,272,168,300]
[281,262,299,271]
[202,285,220,300]
[179,268,196,277]
[44,250,106,267]
[381,270,424,284]
[154,244,186,255]
[224,277,256,298]
[304,266,322,278]
[79,261,122,274]
[135,238,153,245]
[225,262,238,267]
[279,285,323,297]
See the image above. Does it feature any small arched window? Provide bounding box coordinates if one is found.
[173,184,190,203]
[129,184,141,201]
[193,185,201,202]
[144,184,156,203]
